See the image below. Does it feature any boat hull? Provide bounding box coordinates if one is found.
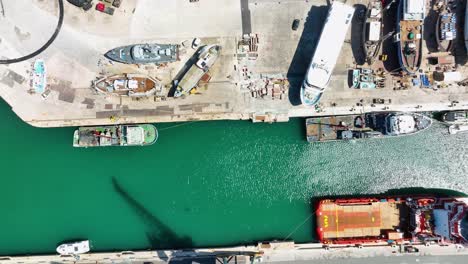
[435,10,456,52]
[56,240,90,255]
[93,74,161,97]
[362,1,382,65]
[396,0,423,74]
[73,124,158,148]
[174,45,220,97]
[306,112,432,142]
[316,195,468,245]
[105,44,178,64]
[32,59,47,94]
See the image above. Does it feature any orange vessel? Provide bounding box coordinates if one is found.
[316,196,468,245]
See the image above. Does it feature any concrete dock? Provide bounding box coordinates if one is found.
[0,0,467,127]
[1,241,467,264]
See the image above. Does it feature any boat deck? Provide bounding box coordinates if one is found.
[137,124,158,145]
[400,20,423,42]
[96,75,157,95]
[306,115,365,142]
[178,65,205,93]
[317,200,402,241]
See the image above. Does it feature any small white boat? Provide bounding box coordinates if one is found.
[32,59,47,94]
[56,240,90,255]
[449,124,468,135]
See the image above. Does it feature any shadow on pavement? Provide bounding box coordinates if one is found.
[112,177,194,252]
[286,5,329,106]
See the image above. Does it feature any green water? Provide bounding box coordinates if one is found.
[0,98,467,255]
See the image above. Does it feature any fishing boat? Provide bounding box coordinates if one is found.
[442,110,468,124]
[174,45,221,97]
[396,0,425,74]
[435,0,457,52]
[316,195,468,245]
[32,59,47,94]
[305,112,432,142]
[105,43,179,64]
[56,240,90,255]
[449,124,468,134]
[93,74,162,97]
[73,124,158,147]
[362,0,383,65]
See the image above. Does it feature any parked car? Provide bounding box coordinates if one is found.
[192,38,201,49]
[67,0,93,11]
[96,2,115,15]
[292,19,300,30]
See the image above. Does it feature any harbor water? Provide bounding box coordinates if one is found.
[0,98,467,255]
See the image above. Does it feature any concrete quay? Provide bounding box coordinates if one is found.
[0,0,467,128]
[1,241,468,264]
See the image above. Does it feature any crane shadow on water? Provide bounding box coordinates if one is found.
[112,177,194,257]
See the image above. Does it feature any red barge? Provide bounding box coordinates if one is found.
[316,196,468,245]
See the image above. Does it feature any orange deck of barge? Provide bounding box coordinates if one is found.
[317,200,402,242]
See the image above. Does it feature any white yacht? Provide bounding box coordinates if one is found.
[56,240,90,255]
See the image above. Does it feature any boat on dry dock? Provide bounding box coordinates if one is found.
[306,112,432,142]
[93,74,162,97]
[73,124,158,147]
[435,0,457,52]
[105,43,179,64]
[396,0,425,74]
[174,44,221,97]
[316,195,468,245]
[56,240,90,255]
[362,0,383,65]
[32,59,47,94]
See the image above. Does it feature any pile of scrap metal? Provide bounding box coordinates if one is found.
[237,34,259,60]
[246,76,289,100]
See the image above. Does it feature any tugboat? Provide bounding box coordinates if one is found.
[435,0,457,52]
[73,124,158,148]
[305,112,432,142]
[362,0,383,65]
[56,240,90,255]
[174,45,221,97]
[32,59,47,94]
[93,74,162,97]
[105,43,179,64]
[396,0,425,74]
[316,194,468,245]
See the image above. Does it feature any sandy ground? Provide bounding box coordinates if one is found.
[0,0,467,128]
